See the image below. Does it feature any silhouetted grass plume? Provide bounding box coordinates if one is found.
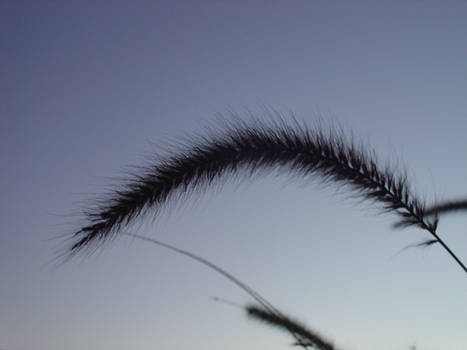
[126,232,338,349]
[426,198,467,217]
[247,305,337,350]
[68,117,465,272]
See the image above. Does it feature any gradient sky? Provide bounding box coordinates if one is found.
[1,1,467,350]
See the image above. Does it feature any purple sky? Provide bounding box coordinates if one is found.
[1,1,467,350]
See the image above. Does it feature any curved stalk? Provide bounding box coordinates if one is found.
[69,119,465,273]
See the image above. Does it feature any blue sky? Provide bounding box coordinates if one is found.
[1,1,466,349]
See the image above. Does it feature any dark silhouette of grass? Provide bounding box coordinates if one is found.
[122,233,276,312]
[126,232,337,349]
[67,118,465,272]
[66,116,466,349]
[426,198,467,217]
[247,305,337,350]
